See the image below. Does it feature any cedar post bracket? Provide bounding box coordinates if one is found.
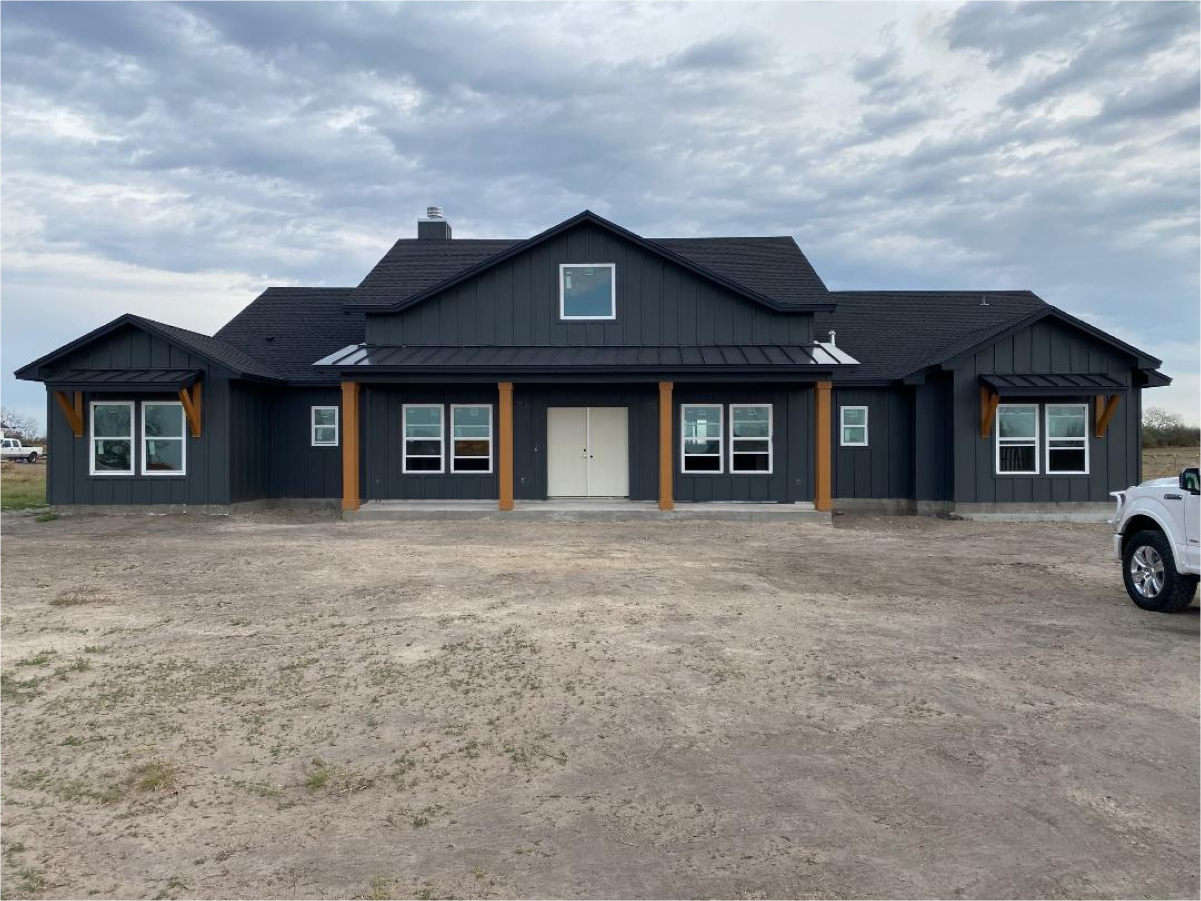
[54,390,84,438]
[658,381,674,511]
[1095,394,1120,438]
[178,382,203,438]
[815,381,832,512]
[498,382,515,512]
[979,387,1000,439]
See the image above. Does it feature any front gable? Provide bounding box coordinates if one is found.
[364,218,818,347]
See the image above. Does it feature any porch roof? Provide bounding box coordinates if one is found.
[45,368,202,392]
[979,372,1128,396]
[314,343,857,382]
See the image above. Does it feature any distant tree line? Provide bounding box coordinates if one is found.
[1,407,44,444]
[1143,407,1200,448]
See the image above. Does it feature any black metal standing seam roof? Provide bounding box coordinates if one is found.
[45,369,202,390]
[980,372,1129,394]
[314,343,855,373]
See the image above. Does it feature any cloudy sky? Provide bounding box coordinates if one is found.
[2,1,1198,424]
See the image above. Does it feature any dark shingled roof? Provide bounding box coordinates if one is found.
[816,291,1050,382]
[353,235,828,308]
[130,315,282,381]
[214,287,360,382]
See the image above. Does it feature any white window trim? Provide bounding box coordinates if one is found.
[311,405,339,447]
[996,403,1040,476]
[403,403,445,474]
[840,405,869,447]
[729,403,773,475]
[1045,403,1090,475]
[680,403,724,475]
[140,401,186,477]
[559,263,617,321]
[450,403,494,474]
[89,401,135,476]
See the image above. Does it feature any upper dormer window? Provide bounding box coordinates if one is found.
[560,264,616,320]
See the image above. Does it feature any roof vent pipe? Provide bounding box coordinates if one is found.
[827,330,837,346]
[418,206,452,240]
[980,295,989,306]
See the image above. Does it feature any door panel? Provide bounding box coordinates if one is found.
[587,407,629,497]
[547,408,588,497]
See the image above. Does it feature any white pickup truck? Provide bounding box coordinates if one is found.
[0,436,43,464]
[1111,466,1200,612]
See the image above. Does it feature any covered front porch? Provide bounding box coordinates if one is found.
[316,341,860,516]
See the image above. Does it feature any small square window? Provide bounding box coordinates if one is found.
[311,406,339,447]
[560,264,615,319]
[840,406,868,447]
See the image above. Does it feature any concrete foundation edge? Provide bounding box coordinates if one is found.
[48,498,341,516]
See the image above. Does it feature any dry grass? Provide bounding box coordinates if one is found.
[0,461,46,510]
[1142,444,1200,480]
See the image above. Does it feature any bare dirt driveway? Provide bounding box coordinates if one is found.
[1,512,1197,900]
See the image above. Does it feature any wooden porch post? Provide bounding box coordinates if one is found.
[498,382,514,511]
[815,381,832,512]
[341,381,360,512]
[658,381,674,511]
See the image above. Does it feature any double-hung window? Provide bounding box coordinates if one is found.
[681,404,723,473]
[451,404,493,473]
[560,264,616,320]
[311,406,339,446]
[142,402,186,475]
[840,406,868,446]
[403,405,444,473]
[1046,404,1089,474]
[90,401,134,475]
[996,404,1039,474]
[730,404,772,473]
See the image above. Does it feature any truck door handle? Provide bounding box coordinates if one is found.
[1164,494,1183,500]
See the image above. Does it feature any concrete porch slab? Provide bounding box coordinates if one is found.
[345,499,831,524]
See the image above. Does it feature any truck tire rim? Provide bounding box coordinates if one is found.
[1130,546,1165,598]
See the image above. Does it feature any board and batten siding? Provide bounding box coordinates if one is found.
[830,387,913,500]
[364,222,814,347]
[673,384,814,503]
[41,324,233,507]
[950,317,1140,504]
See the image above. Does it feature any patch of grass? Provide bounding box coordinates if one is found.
[411,814,429,828]
[50,587,107,607]
[82,645,108,654]
[304,758,372,795]
[365,876,397,900]
[53,657,91,678]
[34,511,59,522]
[0,462,46,510]
[15,650,56,667]
[61,735,85,747]
[18,866,46,895]
[10,769,122,804]
[1,672,42,704]
[233,780,281,798]
[131,760,178,793]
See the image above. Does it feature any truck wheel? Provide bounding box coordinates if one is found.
[27,453,38,464]
[1122,530,1198,613]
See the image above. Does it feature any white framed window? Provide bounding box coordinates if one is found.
[141,402,186,476]
[996,404,1039,475]
[559,263,616,320]
[311,406,339,447]
[681,404,723,474]
[840,406,868,447]
[730,404,772,473]
[1046,404,1089,474]
[451,404,493,473]
[90,401,135,476]
[403,404,444,473]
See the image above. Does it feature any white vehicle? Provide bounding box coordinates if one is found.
[1111,466,1200,612]
[0,436,43,463]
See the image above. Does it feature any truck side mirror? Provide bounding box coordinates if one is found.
[1181,467,1200,495]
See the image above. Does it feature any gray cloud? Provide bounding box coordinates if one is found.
[2,1,1197,424]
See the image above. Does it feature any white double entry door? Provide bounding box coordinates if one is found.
[547,407,629,498]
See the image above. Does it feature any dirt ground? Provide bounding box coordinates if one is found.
[1,511,1197,900]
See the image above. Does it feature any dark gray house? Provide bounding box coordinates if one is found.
[14,209,1170,517]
